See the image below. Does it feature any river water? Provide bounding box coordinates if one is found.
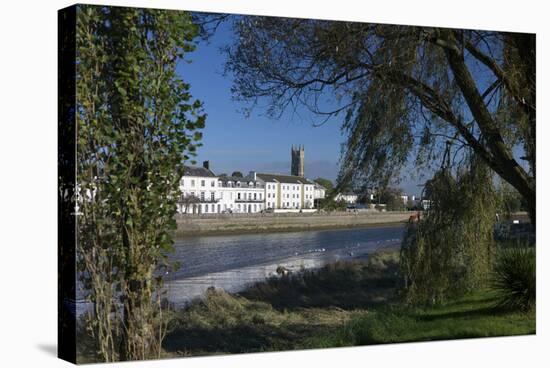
[76,225,405,314]
[164,225,405,307]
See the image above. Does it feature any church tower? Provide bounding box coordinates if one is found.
[291,145,305,177]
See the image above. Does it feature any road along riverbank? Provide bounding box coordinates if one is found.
[175,211,413,237]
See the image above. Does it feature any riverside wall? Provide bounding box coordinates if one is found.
[175,211,413,237]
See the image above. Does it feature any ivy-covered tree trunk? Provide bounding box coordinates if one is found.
[76,5,205,362]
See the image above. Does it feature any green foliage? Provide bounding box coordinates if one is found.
[318,197,347,211]
[495,182,524,219]
[491,246,536,311]
[76,5,205,362]
[400,156,497,305]
[380,187,406,211]
[313,177,334,193]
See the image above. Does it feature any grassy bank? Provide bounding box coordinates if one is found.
[162,249,534,356]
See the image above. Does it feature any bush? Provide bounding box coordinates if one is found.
[491,246,536,311]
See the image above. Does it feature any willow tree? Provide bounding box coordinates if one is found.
[76,5,205,361]
[400,155,498,304]
[224,17,535,225]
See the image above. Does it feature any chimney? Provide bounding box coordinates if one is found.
[203,160,210,170]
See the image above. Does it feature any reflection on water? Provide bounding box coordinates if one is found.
[77,225,405,314]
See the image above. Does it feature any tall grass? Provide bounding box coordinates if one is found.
[491,246,535,311]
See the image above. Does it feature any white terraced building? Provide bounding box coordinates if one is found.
[256,172,315,210]
[178,161,321,214]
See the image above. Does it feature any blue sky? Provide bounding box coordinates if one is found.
[177,21,424,196]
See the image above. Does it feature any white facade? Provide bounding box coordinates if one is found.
[313,183,326,201]
[178,170,221,214]
[257,173,315,210]
[335,193,358,204]
[178,165,323,214]
[217,176,264,213]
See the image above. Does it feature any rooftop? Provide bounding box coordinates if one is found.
[256,173,315,185]
[183,166,216,178]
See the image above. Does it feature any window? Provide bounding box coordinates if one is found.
[200,192,205,201]
[254,193,257,200]
[201,180,205,187]
[237,193,241,200]
[210,192,215,201]
[204,204,208,213]
[212,204,215,212]
[190,191,195,197]
[211,180,215,187]
[191,180,195,187]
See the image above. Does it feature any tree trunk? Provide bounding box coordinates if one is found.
[441,30,536,229]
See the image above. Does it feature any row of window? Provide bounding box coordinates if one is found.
[183,191,263,201]
[182,179,216,188]
[266,184,314,191]
[266,191,313,200]
[183,178,268,189]
[183,191,314,202]
[237,192,262,201]
[265,202,314,210]
[181,203,264,214]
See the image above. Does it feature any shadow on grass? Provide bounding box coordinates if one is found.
[164,322,344,355]
[414,305,510,322]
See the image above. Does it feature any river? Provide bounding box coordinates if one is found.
[76,225,405,314]
[164,225,405,307]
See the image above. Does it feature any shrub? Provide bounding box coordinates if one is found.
[491,246,535,311]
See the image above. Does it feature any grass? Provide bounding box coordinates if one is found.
[163,248,535,356]
[240,248,401,310]
[303,291,535,348]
